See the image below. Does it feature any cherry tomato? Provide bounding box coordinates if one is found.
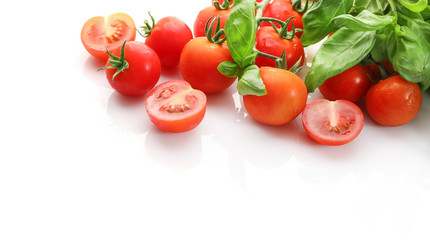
[81,13,136,60]
[243,67,308,125]
[145,17,193,68]
[180,37,236,93]
[302,99,364,146]
[365,75,422,127]
[104,41,161,97]
[255,26,305,68]
[194,5,232,38]
[145,80,207,133]
[369,59,396,79]
[261,0,303,38]
[318,65,373,102]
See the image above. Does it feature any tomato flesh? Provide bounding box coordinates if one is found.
[302,99,364,146]
[145,80,207,133]
[81,13,136,60]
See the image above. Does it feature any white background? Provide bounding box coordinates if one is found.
[1,0,430,239]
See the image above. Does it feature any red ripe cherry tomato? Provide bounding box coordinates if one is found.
[104,41,161,97]
[318,65,373,102]
[243,67,308,125]
[81,13,136,60]
[255,26,305,68]
[369,59,396,79]
[145,17,193,68]
[302,99,364,146]
[145,80,207,133]
[365,75,422,127]
[261,0,303,38]
[180,37,236,93]
[194,5,232,38]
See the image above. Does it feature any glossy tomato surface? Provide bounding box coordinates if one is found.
[81,13,136,60]
[302,99,364,146]
[145,80,207,133]
[365,75,422,127]
[318,65,373,102]
[194,6,232,38]
[105,41,161,97]
[243,67,307,125]
[145,16,193,68]
[180,37,236,93]
[255,26,305,68]
[260,0,303,38]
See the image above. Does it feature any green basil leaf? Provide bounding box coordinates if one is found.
[398,0,428,12]
[237,65,267,96]
[354,0,389,13]
[305,27,376,92]
[421,5,430,20]
[396,1,424,25]
[218,61,242,78]
[387,25,429,88]
[332,10,395,31]
[224,0,256,67]
[371,36,389,63]
[301,0,354,47]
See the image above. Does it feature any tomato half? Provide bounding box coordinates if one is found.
[104,41,161,97]
[365,75,422,127]
[180,37,236,93]
[255,26,305,68]
[81,13,136,60]
[243,67,308,125]
[318,65,373,102]
[302,99,364,146]
[260,0,303,38]
[145,16,193,68]
[145,80,207,133]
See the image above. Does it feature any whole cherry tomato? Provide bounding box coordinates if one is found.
[369,59,396,79]
[255,26,305,69]
[365,75,422,127]
[261,0,304,38]
[318,65,373,102]
[102,41,161,97]
[81,13,136,60]
[243,67,307,125]
[194,4,232,38]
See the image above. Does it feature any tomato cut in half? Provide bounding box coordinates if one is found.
[302,99,364,146]
[145,80,207,133]
[81,13,136,60]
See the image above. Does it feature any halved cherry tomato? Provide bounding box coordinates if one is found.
[243,67,307,125]
[81,13,136,60]
[145,16,193,68]
[365,75,422,127]
[318,65,373,102]
[261,0,303,38]
[103,41,161,97]
[145,80,207,133]
[302,99,364,146]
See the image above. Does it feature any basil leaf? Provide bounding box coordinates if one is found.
[371,36,389,63]
[332,10,395,31]
[354,0,389,13]
[396,1,424,25]
[218,61,242,78]
[237,65,267,96]
[421,5,430,20]
[224,0,257,67]
[305,27,376,92]
[398,0,428,12]
[387,25,428,87]
[301,0,354,47]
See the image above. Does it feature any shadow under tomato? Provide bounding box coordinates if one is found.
[83,55,111,89]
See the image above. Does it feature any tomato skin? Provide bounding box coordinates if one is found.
[105,41,161,97]
[194,6,232,38]
[369,59,396,79]
[302,99,364,146]
[318,65,373,102]
[255,26,305,68]
[261,0,303,38]
[145,17,193,68]
[145,80,207,133]
[180,37,236,93]
[365,75,422,127]
[243,67,308,125]
[81,13,136,60]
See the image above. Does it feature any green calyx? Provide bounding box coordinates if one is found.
[291,0,312,14]
[137,12,155,38]
[205,16,226,44]
[213,0,232,10]
[258,16,303,39]
[98,41,129,82]
[256,50,303,74]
